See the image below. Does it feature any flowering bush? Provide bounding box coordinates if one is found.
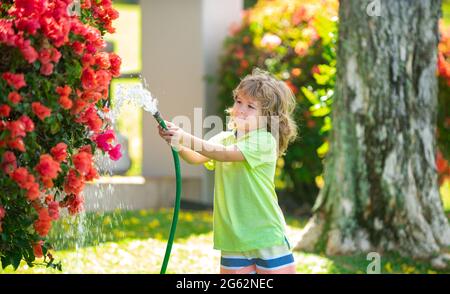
[0,0,121,270]
[437,22,450,184]
[218,0,338,206]
[218,0,450,207]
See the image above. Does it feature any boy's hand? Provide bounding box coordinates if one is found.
[157,120,185,149]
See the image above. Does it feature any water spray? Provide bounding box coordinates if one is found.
[114,83,182,274]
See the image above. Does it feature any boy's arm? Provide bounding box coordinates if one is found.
[177,146,210,165]
[181,132,245,162]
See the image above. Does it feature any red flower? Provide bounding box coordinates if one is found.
[0,104,11,117]
[285,80,299,95]
[71,41,85,55]
[26,182,40,201]
[8,137,26,152]
[40,62,54,76]
[39,48,52,64]
[94,52,111,69]
[109,53,121,77]
[35,154,61,179]
[50,143,68,162]
[19,115,35,132]
[76,106,103,132]
[34,208,52,237]
[59,95,73,110]
[81,67,97,90]
[8,91,23,104]
[18,40,39,63]
[67,193,84,215]
[73,151,93,176]
[80,145,93,154]
[7,120,26,138]
[33,241,44,258]
[85,166,99,181]
[2,72,26,90]
[71,98,88,115]
[10,167,30,189]
[56,85,72,96]
[32,102,51,121]
[437,150,448,174]
[51,48,61,63]
[108,144,122,161]
[48,201,60,220]
[64,169,85,196]
[1,151,17,174]
[57,85,73,110]
[42,177,54,189]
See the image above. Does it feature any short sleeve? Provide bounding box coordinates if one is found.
[203,131,232,171]
[236,131,277,169]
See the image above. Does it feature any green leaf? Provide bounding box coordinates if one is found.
[12,252,22,270]
[301,87,319,105]
[309,104,331,117]
[316,141,329,158]
[319,116,332,134]
[1,255,11,269]
[50,121,61,134]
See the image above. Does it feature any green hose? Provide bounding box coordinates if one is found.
[154,112,182,274]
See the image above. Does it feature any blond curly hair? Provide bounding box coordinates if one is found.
[227,68,298,156]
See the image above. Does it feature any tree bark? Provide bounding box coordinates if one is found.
[295,0,450,260]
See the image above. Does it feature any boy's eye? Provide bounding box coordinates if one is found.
[248,105,255,109]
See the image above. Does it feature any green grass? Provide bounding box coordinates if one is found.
[1,202,449,274]
[444,0,450,25]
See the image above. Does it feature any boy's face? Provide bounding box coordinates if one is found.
[232,92,262,132]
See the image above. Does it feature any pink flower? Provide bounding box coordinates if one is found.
[0,205,6,219]
[10,0,48,17]
[14,18,41,35]
[94,129,115,151]
[108,144,122,161]
[261,33,282,50]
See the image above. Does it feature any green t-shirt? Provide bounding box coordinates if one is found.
[204,128,288,251]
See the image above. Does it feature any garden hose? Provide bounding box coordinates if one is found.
[153,111,182,274]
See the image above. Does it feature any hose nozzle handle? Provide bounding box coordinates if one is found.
[153,111,168,130]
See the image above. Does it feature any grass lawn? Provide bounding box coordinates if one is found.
[1,180,449,274]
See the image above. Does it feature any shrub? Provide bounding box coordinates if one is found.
[0,0,121,270]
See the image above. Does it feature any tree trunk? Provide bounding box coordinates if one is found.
[295,0,450,260]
